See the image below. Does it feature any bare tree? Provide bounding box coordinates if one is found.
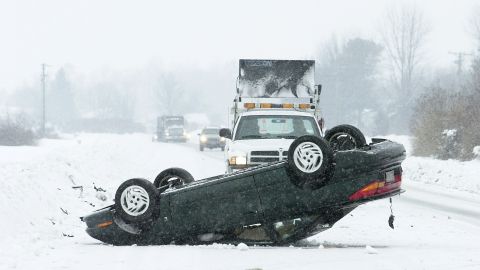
[469,7,480,93]
[469,6,480,44]
[380,5,429,100]
[154,73,184,115]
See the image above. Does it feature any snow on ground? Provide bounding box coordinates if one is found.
[0,133,224,269]
[382,135,480,194]
[1,133,479,269]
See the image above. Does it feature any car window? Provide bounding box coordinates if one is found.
[202,129,219,135]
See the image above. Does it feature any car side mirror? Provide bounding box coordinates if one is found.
[219,128,232,139]
[318,118,325,133]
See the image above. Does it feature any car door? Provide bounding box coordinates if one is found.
[169,174,263,234]
[253,167,321,221]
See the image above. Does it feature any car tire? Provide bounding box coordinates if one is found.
[324,124,367,151]
[114,178,158,223]
[287,135,334,187]
[153,167,194,191]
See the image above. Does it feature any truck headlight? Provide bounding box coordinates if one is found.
[229,155,247,165]
[200,135,207,143]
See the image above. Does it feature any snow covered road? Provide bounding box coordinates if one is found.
[401,183,480,226]
[1,133,479,270]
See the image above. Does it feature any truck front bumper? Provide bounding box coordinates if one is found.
[165,136,187,142]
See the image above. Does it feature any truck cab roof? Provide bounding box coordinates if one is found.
[238,109,317,117]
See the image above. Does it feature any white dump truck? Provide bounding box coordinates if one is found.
[220,59,325,172]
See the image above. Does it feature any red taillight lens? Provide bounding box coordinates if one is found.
[349,171,402,201]
[349,181,383,201]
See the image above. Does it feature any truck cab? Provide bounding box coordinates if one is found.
[224,109,322,172]
[156,115,188,142]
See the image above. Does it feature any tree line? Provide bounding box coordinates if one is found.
[2,4,480,160]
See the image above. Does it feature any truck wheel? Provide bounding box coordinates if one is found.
[153,167,194,191]
[114,178,158,223]
[287,135,333,187]
[324,124,366,151]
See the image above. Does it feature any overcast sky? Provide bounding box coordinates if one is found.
[1,0,478,92]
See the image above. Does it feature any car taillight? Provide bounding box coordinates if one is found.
[96,220,113,229]
[349,170,402,201]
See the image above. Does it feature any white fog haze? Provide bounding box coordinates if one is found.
[2,0,479,133]
[2,0,479,134]
[1,1,480,269]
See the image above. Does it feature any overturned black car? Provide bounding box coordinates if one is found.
[82,128,406,245]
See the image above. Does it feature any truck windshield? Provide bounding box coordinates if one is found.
[234,115,319,140]
[166,119,183,126]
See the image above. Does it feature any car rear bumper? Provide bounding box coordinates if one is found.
[339,188,405,209]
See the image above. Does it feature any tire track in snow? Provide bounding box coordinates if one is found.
[400,184,480,226]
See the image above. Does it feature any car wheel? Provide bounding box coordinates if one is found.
[324,124,366,151]
[114,178,158,223]
[287,135,334,187]
[153,167,194,191]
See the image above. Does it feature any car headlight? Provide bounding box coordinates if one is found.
[200,135,207,143]
[229,155,247,165]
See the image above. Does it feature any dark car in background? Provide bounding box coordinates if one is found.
[199,127,225,151]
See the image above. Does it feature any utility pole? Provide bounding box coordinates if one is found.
[449,51,472,76]
[41,63,46,136]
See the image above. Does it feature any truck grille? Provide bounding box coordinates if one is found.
[169,128,183,136]
[249,150,288,164]
[251,151,278,156]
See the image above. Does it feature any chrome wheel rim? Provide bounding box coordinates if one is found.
[293,142,323,173]
[120,185,150,216]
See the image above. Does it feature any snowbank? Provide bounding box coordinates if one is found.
[0,133,224,267]
[381,135,480,194]
[474,146,480,159]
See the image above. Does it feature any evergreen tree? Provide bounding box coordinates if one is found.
[317,37,383,134]
[47,68,77,127]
